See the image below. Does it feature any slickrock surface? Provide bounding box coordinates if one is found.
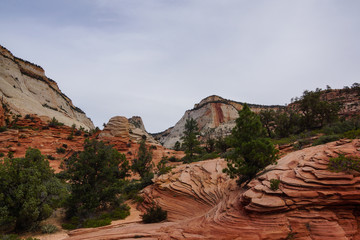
[65,139,360,240]
[155,95,281,148]
[0,45,94,130]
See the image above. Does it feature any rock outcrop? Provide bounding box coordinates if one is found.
[154,95,282,148]
[100,115,159,145]
[65,139,360,240]
[0,45,94,130]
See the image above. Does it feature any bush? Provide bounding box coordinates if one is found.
[168,156,180,162]
[0,153,4,157]
[270,179,280,191]
[328,154,360,173]
[198,152,219,161]
[41,224,58,234]
[56,147,66,154]
[142,205,167,223]
[109,205,131,220]
[0,235,40,240]
[48,117,64,128]
[74,130,82,136]
[0,126,7,132]
[67,133,74,141]
[343,129,360,139]
[0,148,67,232]
[62,144,68,149]
[156,157,173,176]
[312,135,340,146]
[47,155,55,160]
[83,218,111,228]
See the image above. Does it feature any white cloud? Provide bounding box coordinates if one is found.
[0,0,359,132]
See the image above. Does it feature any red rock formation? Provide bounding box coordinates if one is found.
[65,139,360,240]
[0,115,184,173]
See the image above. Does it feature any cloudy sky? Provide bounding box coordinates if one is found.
[1,0,359,133]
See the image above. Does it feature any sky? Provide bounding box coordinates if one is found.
[1,0,360,133]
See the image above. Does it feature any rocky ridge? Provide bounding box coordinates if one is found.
[154,95,282,148]
[65,139,360,239]
[0,45,94,130]
[0,115,183,173]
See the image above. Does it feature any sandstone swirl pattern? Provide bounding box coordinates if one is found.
[66,139,360,240]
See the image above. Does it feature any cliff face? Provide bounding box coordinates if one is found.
[0,45,94,130]
[154,95,282,148]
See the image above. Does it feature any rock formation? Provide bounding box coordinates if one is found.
[0,45,94,130]
[100,115,159,145]
[154,95,282,148]
[65,139,360,240]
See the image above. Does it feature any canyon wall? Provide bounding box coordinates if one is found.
[0,45,94,130]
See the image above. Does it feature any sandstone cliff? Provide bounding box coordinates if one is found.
[65,139,360,240]
[154,95,282,148]
[0,45,94,130]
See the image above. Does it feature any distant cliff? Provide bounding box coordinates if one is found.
[154,95,283,148]
[0,45,94,129]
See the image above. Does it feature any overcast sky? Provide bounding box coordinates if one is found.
[1,0,359,133]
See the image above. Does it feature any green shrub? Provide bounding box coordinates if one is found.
[41,224,58,234]
[312,134,340,146]
[61,216,80,230]
[270,179,280,191]
[74,130,82,136]
[0,126,7,132]
[156,157,173,176]
[0,148,67,232]
[56,147,66,154]
[198,152,219,161]
[168,156,180,162]
[7,151,14,159]
[0,235,40,240]
[0,153,4,157]
[343,129,360,139]
[328,154,360,173]
[110,205,131,220]
[61,223,77,230]
[62,144,68,149]
[48,117,64,128]
[293,138,312,150]
[83,218,111,228]
[142,205,167,223]
[67,133,74,141]
[47,155,55,160]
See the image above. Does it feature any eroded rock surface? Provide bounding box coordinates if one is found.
[100,115,159,145]
[0,45,94,130]
[65,139,360,240]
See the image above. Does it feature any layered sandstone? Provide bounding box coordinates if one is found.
[100,115,159,145]
[154,95,282,148]
[0,45,94,130]
[65,139,360,240]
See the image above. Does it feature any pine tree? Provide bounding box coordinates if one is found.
[223,104,279,187]
[181,118,201,162]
